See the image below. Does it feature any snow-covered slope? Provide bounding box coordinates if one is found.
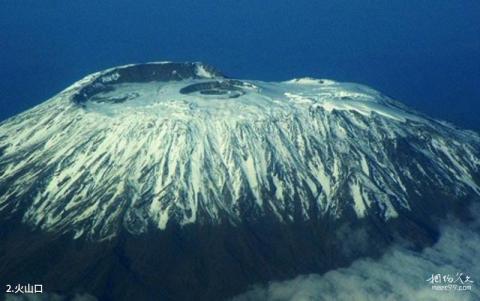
[0,62,479,240]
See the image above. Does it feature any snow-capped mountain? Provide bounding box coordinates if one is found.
[1,62,480,301]
[0,62,479,241]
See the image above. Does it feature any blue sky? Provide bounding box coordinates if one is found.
[1,0,479,130]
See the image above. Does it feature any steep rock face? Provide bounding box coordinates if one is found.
[0,62,479,300]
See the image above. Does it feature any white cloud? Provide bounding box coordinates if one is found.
[233,209,480,301]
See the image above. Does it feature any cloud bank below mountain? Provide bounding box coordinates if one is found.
[233,208,480,301]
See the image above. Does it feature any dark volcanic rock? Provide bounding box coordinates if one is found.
[0,211,445,301]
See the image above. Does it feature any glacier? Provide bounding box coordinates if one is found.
[0,62,479,241]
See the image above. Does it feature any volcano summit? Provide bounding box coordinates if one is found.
[0,62,479,300]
